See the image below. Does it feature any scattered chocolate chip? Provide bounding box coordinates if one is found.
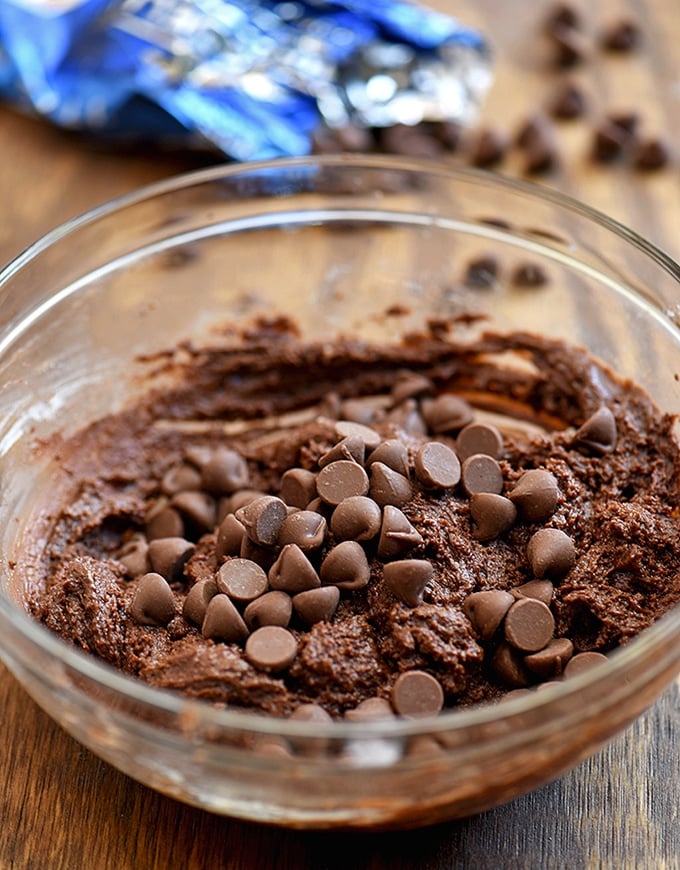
[379,123,444,159]
[508,469,560,523]
[365,439,410,476]
[563,650,608,678]
[511,262,549,288]
[236,495,287,546]
[421,394,474,434]
[545,3,582,33]
[316,460,370,506]
[279,468,318,509]
[340,397,381,426]
[511,579,554,606]
[146,506,184,541]
[527,528,576,579]
[245,625,298,671]
[334,420,381,450]
[463,255,499,289]
[383,398,427,436]
[161,463,202,495]
[239,534,278,571]
[147,536,195,583]
[548,80,587,119]
[170,490,217,534]
[432,119,463,151]
[223,489,266,516]
[202,593,249,643]
[130,572,176,626]
[269,543,321,594]
[504,598,555,653]
[215,514,246,559]
[469,492,517,541]
[376,505,423,560]
[549,23,587,68]
[117,534,149,577]
[383,559,433,608]
[515,114,559,174]
[391,670,444,717]
[319,434,366,469]
[461,454,504,496]
[330,495,382,542]
[243,590,293,630]
[216,557,269,604]
[278,510,327,551]
[344,697,395,721]
[591,121,628,163]
[369,462,414,508]
[200,447,250,494]
[463,589,515,641]
[414,442,461,490]
[183,577,218,626]
[456,422,503,462]
[633,137,671,171]
[390,371,434,405]
[320,540,370,590]
[608,111,639,138]
[492,643,532,688]
[524,637,574,678]
[292,585,340,626]
[573,406,617,454]
[468,127,508,168]
[600,19,640,52]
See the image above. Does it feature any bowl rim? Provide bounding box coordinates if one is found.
[1,152,679,741]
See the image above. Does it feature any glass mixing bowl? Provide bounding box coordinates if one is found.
[0,155,679,830]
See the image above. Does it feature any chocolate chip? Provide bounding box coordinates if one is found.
[222,489,267,516]
[432,119,463,151]
[492,643,532,688]
[414,442,461,490]
[608,111,639,138]
[292,586,340,626]
[202,593,249,643]
[545,3,582,33]
[161,463,202,495]
[508,469,560,523]
[592,121,628,163]
[319,434,365,468]
[563,650,608,678]
[511,262,549,288]
[461,454,504,496]
[334,420,381,450]
[312,124,375,154]
[463,255,499,289]
[548,80,587,119]
[316,459,370,507]
[170,490,217,534]
[340,398,380,426]
[380,123,444,159]
[330,495,382,542]
[365,439,410,476]
[549,23,587,67]
[200,447,250,494]
[382,399,427,436]
[243,590,292,630]
[469,127,507,168]
[469,492,517,541]
[245,625,298,671]
[278,510,327,552]
[117,534,149,577]
[390,371,434,405]
[183,577,218,626]
[573,406,617,454]
[516,114,559,174]
[269,543,321,594]
[236,495,287,546]
[511,579,554,606]
[369,462,414,508]
[504,598,555,652]
[456,422,503,462]
[391,670,444,717]
[147,536,195,583]
[383,559,433,608]
[600,19,640,52]
[279,468,318,509]
[320,540,370,590]
[633,138,671,171]
[527,528,576,580]
[376,505,423,560]
[421,394,474,434]
[130,572,176,626]
[239,534,277,571]
[146,506,184,541]
[463,589,515,641]
[524,637,574,678]
[215,514,246,559]
[216,557,269,604]
[344,697,395,722]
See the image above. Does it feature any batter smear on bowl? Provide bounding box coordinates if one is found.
[25,318,680,719]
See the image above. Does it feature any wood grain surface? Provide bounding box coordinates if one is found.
[1,2,679,868]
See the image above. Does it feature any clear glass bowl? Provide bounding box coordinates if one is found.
[0,155,679,830]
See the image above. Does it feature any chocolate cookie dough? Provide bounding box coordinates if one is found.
[24,320,680,720]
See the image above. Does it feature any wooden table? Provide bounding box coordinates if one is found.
[1,2,678,867]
